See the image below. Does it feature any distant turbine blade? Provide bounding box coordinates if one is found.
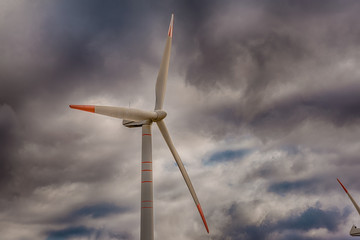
[69,105,157,121]
[155,14,174,110]
[337,178,360,216]
[156,120,209,233]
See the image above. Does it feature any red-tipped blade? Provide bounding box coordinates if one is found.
[168,13,174,38]
[69,105,95,113]
[197,203,209,233]
[337,178,348,193]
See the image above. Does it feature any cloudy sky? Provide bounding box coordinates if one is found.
[1,0,360,239]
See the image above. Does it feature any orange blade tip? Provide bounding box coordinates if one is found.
[197,203,209,233]
[168,14,174,38]
[337,178,348,193]
[69,105,95,113]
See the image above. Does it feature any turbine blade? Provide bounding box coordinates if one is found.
[69,105,95,113]
[337,178,360,216]
[156,120,209,233]
[154,14,174,110]
[69,105,157,121]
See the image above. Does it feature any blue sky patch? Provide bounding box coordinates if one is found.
[205,149,251,165]
[57,202,128,223]
[46,226,94,240]
[72,202,127,218]
[268,179,317,196]
[277,207,346,232]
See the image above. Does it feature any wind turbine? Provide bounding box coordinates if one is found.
[337,178,360,236]
[69,14,209,240]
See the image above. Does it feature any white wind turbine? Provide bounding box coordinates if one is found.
[337,178,360,236]
[70,14,209,240]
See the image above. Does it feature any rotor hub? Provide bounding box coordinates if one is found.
[153,110,167,121]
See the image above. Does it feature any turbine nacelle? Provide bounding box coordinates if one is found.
[122,110,167,128]
[351,225,360,236]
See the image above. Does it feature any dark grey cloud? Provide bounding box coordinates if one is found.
[249,85,360,133]
[174,0,360,142]
[192,78,360,142]
[0,105,19,190]
[181,0,360,88]
[0,0,173,109]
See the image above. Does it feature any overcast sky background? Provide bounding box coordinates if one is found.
[1,0,360,239]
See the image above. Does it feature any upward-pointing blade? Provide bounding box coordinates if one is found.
[156,120,209,233]
[337,178,360,216]
[154,14,174,110]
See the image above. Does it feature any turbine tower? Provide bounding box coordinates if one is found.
[337,178,360,236]
[70,14,209,240]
